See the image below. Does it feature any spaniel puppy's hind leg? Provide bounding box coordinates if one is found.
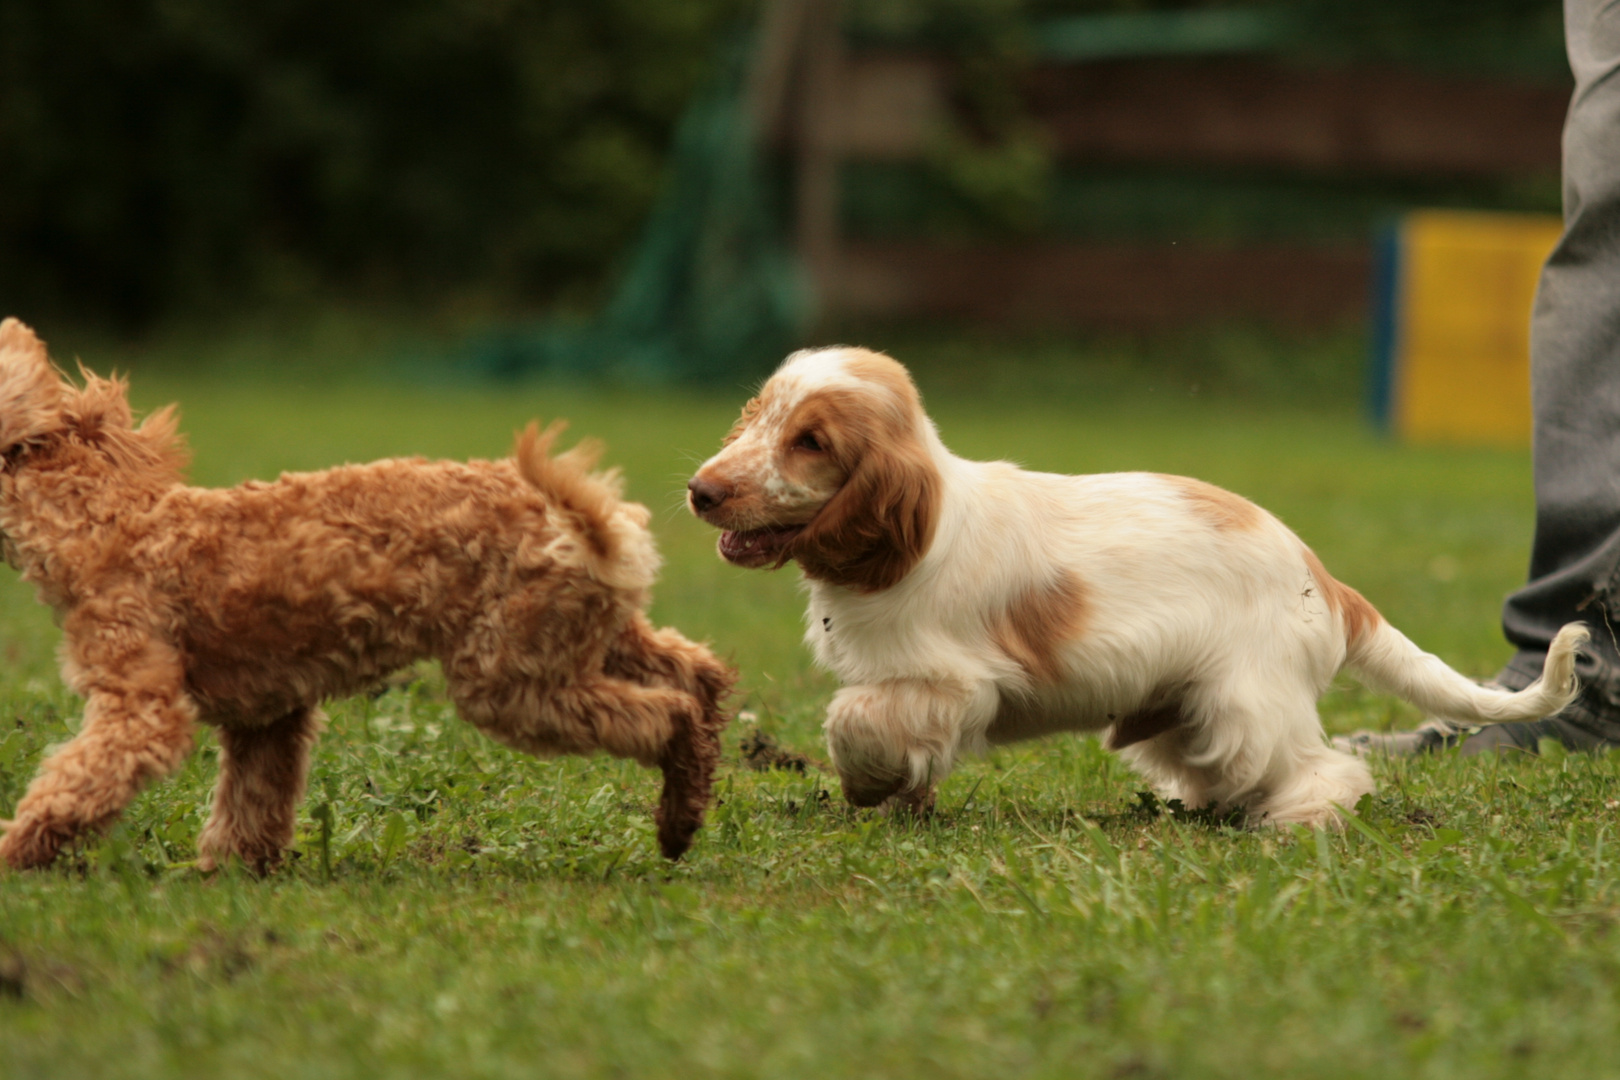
[1120,681,1374,828]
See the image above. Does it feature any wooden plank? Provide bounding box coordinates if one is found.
[747,0,817,138]
[831,240,1373,328]
[1026,57,1566,177]
[826,53,1567,178]
[828,53,950,159]
[796,0,845,299]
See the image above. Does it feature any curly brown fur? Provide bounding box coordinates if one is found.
[0,318,734,871]
[603,612,733,858]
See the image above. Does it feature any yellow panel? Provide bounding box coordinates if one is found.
[1393,210,1562,445]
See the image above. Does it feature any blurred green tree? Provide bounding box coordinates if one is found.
[0,0,746,326]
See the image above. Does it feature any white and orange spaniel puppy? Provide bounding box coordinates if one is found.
[688,347,1588,826]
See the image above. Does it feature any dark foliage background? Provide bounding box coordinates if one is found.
[0,0,746,327]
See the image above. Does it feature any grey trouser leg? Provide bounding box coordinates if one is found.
[1497,0,1620,725]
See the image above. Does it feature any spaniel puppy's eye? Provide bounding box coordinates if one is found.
[794,431,825,453]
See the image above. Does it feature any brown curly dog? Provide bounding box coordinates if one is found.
[0,318,733,871]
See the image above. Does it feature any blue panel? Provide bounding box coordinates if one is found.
[1365,220,1403,431]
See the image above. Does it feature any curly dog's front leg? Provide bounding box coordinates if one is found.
[1,634,196,870]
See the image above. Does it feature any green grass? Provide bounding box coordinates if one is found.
[2,328,1616,1079]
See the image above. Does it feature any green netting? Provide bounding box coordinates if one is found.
[1032,8,1291,61]
[466,39,811,384]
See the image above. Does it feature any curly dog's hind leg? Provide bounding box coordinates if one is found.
[448,662,711,858]
[198,706,324,874]
[604,614,735,860]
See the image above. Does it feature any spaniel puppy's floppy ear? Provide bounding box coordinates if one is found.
[790,413,941,593]
[0,319,67,453]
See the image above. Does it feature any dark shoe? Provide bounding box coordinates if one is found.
[1333,717,1468,757]
[1335,678,1620,758]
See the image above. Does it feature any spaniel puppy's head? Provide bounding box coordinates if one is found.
[688,347,941,593]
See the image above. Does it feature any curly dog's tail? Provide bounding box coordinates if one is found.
[514,421,660,591]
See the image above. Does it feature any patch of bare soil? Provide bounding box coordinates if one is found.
[738,729,824,775]
[0,950,85,1002]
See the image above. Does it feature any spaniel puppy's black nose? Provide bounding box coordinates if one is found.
[687,477,729,514]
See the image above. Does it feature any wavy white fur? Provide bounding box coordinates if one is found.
[688,346,1589,826]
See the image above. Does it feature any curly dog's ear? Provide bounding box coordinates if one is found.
[0,319,67,453]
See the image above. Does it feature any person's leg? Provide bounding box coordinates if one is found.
[1343,0,1620,756]
[1482,0,1620,750]
[1497,0,1620,726]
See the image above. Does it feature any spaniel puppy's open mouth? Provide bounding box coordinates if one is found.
[719,524,804,567]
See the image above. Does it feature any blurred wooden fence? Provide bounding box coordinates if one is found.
[756,0,1568,328]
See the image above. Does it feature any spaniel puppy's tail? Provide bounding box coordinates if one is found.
[514,421,660,591]
[1347,618,1588,727]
